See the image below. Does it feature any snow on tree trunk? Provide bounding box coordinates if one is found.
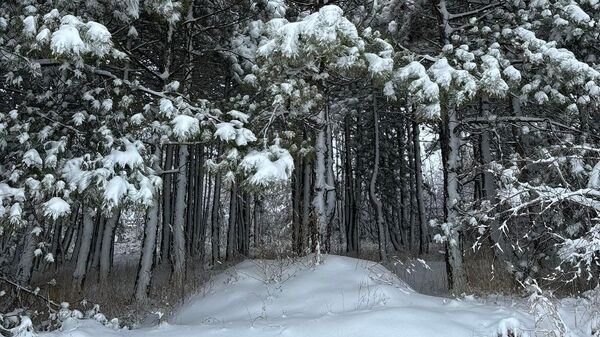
[73,207,95,290]
[99,212,119,283]
[413,121,429,255]
[134,200,160,302]
[313,109,328,264]
[172,145,189,280]
[325,107,336,250]
[480,100,510,259]
[444,105,468,294]
[432,0,468,294]
[183,2,195,95]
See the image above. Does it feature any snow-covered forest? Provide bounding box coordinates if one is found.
[1,0,600,336]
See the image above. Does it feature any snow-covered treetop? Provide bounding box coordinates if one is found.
[18,11,116,60]
[258,5,363,63]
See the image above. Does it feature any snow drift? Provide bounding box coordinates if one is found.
[42,255,593,337]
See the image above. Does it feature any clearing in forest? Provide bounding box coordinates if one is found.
[41,255,593,337]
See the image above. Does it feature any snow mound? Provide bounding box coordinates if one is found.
[40,255,549,337]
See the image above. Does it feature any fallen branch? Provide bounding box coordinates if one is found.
[0,274,61,309]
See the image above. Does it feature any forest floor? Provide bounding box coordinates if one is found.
[39,255,597,337]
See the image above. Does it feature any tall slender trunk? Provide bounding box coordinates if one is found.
[442,105,468,293]
[211,173,222,263]
[186,144,197,255]
[71,219,83,262]
[302,158,312,254]
[161,145,174,263]
[239,193,251,256]
[344,114,357,255]
[193,145,205,257]
[90,215,105,271]
[253,193,262,252]
[99,212,119,283]
[134,199,160,302]
[313,108,328,263]
[162,24,174,83]
[368,93,387,262]
[388,207,402,251]
[16,221,39,285]
[397,119,410,247]
[183,1,195,96]
[292,161,301,253]
[172,145,189,280]
[325,107,336,250]
[480,99,508,258]
[407,122,416,250]
[199,168,211,263]
[61,204,80,264]
[413,121,429,254]
[73,207,95,290]
[49,221,62,269]
[354,114,363,257]
[226,182,237,261]
[434,0,467,293]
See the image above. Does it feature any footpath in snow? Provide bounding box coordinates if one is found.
[43,255,595,337]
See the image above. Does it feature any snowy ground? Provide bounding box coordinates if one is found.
[42,255,597,337]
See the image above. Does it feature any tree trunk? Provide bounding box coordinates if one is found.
[134,199,160,302]
[73,207,95,290]
[172,145,189,280]
[397,119,410,247]
[193,145,205,258]
[407,122,416,250]
[253,193,262,253]
[313,108,328,263]
[325,107,336,251]
[368,93,387,262]
[16,221,39,285]
[442,105,468,294]
[343,114,358,255]
[480,100,510,259]
[49,221,62,269]
[413,121,429,254]
[302,158,312,254]
[90,214,105,271]
[186,144,197,255]
[433,0,468,294]
[61,204,80,264]
[161,144,175,264]
[292,159,301,253]
[226,182,237,261]
[211,173,222,264]
[99,212,119,283]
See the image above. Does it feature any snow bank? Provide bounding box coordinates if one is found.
[41,255,592,337]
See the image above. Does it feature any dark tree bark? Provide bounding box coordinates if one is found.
[211,173,222,264]
[161,144,175,264]
[368,93,387,262]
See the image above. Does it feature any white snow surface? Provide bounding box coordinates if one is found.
[41,255,593,337]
